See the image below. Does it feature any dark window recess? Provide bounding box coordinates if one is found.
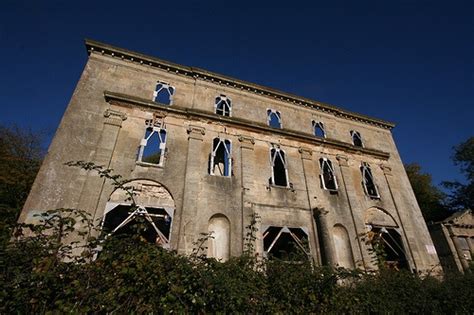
[271,148,288,186]
[313,121,325,138]
[215,95,231,116]
[209,138,232,176]
[103,205,171,244]
[351,130,363,147]
[153,82,174,105]
[263,226,309,260]
[370,226,408,270]
[140,127,166,165]
[361,163,379,198]
[267,109,282,128]
[320,158,337,191]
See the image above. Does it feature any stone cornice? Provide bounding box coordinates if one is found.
[104,91,391,160]
[86,39,395,130]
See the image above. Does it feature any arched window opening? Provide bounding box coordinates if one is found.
[312,121,326,138]
[267,109,282,129]
[263,226,309,260]
[138,120,167,166]
[209,138,232,176]
[103,205,172,245]
[367,225,409,270]
[208,214,231,261]
[351,130,363,147]
[270,147,288,187]
[361,162,380,199]
[153,81,175,105]
[215,95,232,116]
[320,158,338,191]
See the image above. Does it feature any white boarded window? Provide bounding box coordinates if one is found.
[270,147,289,187]
[351,130,363,147]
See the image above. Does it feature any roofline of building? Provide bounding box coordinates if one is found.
[85,39,396,130]
[104,90,391,160]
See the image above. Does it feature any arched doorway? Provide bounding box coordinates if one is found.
[102,179,175,248]
[365,207,408,270]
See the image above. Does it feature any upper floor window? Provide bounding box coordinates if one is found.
[312,121,326,138]
[351,130,363,147]
[319,158,338,191]
[209,138,232,176]
[361,162,379,198]
[153,81,175,105]
[215,95,232,117]
[270,147,289,187]
[267,109,282,129]
[137,119,167,166]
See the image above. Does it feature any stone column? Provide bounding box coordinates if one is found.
[380,164,418,271]
[336,154,368,270]
[77,109,127,222]
[298,147,323,265]
[238,135,255,254]
[175,125,205,254]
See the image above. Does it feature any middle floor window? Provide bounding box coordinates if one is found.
[361,162,380,198]
[209,138,232,176]
[137,120,167,166]
[270,147,289,187]
[319,157,338,191]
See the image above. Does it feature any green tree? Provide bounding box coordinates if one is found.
[443,137,474,211]
[0,124,44,246]
[405,163,449,222]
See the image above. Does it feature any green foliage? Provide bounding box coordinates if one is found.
[443,137,474,211]
[405,163,450,222]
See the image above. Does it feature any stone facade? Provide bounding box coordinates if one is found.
[429,210,473,273]
[20,39,441,272]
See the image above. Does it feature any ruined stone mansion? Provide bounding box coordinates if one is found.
[20,39,440,272]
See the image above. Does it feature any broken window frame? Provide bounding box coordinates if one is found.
[137,119,167,166]
[351,130,363,147]
[366,224,409,270]
[102,203,173,248]
[270,147,289,187]
[263,226,310,260]
[153,81,175,105]
[215,95,232,117]
[319,157,338,191]
[312,120,326,138]
[267,109,282,129]
[209,138,232,177]
[361,162,380,199]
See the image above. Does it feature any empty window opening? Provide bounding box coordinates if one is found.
[361,162,379,198]
[138,120,167,166]
[313,121,326,138]
[103,205,172,245]
[215,95,232,117]
[153,82,175,105]
[320,158,338,191]
[263,226,309,260]
[270,147,288,187]
[267,109,282,129]
[367,226,408,270]
[209,138,232,176]
[351,130,363,147]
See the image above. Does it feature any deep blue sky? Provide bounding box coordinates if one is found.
[1,0,472,187]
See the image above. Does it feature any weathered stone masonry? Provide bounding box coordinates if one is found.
[20,39,441,272]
